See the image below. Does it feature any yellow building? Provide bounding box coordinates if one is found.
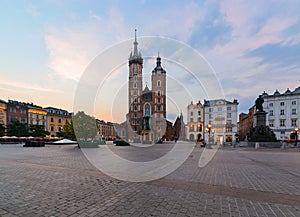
[96,120,116,140]
[28,105,47,129]
[45,107,73,137]
[0,100,7,126]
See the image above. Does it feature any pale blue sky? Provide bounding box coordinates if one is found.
[1,0,300,122]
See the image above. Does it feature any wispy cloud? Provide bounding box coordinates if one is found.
[0,79,61,93]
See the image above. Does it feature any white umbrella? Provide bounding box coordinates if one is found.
[53,139,77,144]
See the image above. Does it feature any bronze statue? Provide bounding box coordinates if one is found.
[255,95,264,112]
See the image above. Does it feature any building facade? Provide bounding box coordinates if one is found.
[6,100,28,125]
[126,30,167,143]
[0,100,7,126]
[204,99,238,144]
[262,87,300,140]
[238,105,255,141]
[27,104,47,129]
[186,101,204,141]
[45,107,72,137]
[96,120,116,140]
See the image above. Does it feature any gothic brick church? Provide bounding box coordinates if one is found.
[126,30,167,143]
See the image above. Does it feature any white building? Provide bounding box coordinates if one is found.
[262,87,300,140]
[186,101,204,141]
[203,99,239,144]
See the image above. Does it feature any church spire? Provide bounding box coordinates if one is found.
[133,28,138,57]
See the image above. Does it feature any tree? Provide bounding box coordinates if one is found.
[29,125,50,137]
[0,123,5,137]
[6,120,29,137]
[73,111,97,141]
[62,120,76,140]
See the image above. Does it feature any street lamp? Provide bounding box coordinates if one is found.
[294,127,299,147]
[206,124,212,148]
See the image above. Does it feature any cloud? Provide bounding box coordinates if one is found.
[44,8,130,81]
[0,79,60,93]
[245,41,300,67]
[193,0,300,106]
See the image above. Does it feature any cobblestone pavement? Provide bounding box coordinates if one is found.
[0,143,300,217]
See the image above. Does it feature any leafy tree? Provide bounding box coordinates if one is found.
[56,131,64,138]
[0,123,5,136]
[29,125,50,137]
[62,120,76,140]
[73,111,97,141]
[6,120,29,137]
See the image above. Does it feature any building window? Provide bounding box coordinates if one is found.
[226,120,232,125]
[280,119,285,127]
[133,82,137,88]
[226,127,232,132]
[292,101,296,105]
[280,110,284,115]
[157,98,160,103]
[209,108,213,112]
[51,126,54,131]
[190,111,193,116]
[58,126,62,132]
[269,103,273,107]
[292,108,296,115]
[157,91,161,96]
[190,118,193,122]
[157,105,161,111]
[209,114,213,119]
[280,102,284,106]
[197,117,201,122]
[227,113,231,118]
[269,120,274,127]
[58,118,62,123]
[218,107,222,111]
[198,111,201,115]
[269,110,273,116]
[291,119,297,127]
[50,117,54,122]
[227,106,231,111]
[189,125,194,131]
[157,80,161,87]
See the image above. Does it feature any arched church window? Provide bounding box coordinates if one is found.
[144,104,151,116]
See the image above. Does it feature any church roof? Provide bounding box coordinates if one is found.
[143,84,150,93]
[152,54,166,74]
[129,29,143,65]
[142,85,152,101]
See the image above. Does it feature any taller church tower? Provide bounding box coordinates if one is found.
[127,29,143,140]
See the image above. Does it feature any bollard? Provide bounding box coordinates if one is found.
[255,142,259,149]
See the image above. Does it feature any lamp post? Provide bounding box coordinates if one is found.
[295,127,299,147]
[206,124,212,149]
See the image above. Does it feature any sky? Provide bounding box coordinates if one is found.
[1,0,300,123]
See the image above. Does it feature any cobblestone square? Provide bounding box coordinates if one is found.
[0,143,300,217]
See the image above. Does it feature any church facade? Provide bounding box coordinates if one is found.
[126,31,167,143]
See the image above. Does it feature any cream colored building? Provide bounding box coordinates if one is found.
[186,101,204,141]
[0,100,7,126]
[44,107,72,137]
[204,99,239,144]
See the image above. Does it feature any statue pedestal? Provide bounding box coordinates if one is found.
[254,111,267,127]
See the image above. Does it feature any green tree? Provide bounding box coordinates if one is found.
[29,125,50,137]
[62,119,76,140]
[0,123,5,136]
[73,111,97,141]
[7,120,29,137]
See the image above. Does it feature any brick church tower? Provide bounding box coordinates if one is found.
[126,30,167,143]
